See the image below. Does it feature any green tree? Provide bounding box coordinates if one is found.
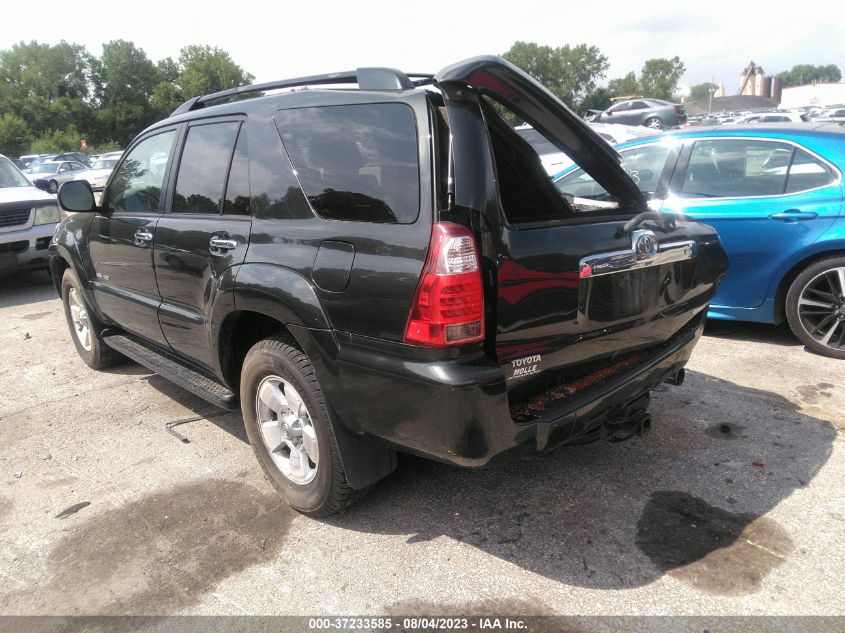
[689,81,718,101]
[93,40,159,146]
[177,45,254,99]
[776,64,842,87]
[502,41,609,108]
[0,113,32,156]
[0,41,95,143]
[639,56,685,100]
[579,87,612,113]
[607,71,640,97]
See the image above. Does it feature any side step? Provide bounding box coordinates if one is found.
[103,334,239,410]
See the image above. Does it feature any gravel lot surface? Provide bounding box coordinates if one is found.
[0,270,843,617]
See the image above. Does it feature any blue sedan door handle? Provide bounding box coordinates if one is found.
[769,209,818,223]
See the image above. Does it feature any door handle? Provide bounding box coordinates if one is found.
[209,235,238,253]
[133,228,154,246]
[769,210,818,223]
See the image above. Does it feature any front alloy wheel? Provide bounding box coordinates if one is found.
[786,258,845,359]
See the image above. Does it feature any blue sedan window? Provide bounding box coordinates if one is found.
[681,140,793,198]
[785,149,834,193]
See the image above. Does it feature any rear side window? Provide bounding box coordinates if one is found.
[173,122,240,214]
[223,126,250,214]
[276,104,420,223]
[681,139,792,198]
[785,148,835,193]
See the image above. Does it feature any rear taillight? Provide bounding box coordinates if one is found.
[404,222,484,346]
[674,104,683,115]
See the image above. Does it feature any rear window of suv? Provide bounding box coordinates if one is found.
[276,104,420,224]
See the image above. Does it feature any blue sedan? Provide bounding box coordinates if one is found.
[553,124,845,358]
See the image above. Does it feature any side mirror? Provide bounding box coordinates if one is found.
[58,179,96,213]
[32,178,51,192]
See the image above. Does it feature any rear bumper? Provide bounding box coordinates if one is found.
[304,315,704,467]
[0,223,55,272]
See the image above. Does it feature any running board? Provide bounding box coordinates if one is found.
[103,334,239,410]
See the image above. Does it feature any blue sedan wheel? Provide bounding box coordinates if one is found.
[786,257,845,359]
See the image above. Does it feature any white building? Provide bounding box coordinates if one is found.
[780,83,845,109]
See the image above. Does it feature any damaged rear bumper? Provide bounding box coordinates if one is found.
[305,313,705,468]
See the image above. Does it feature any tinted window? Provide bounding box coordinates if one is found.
[514,127,558,156]
[223,125,250,215]
[555,143,673,201]
[681,139,791,198]
[276,104,419,223]
[173,122,240,214]
[629,101,649,110]
[608,102,630,113]
[108,130,176,213]
[785,149,835,193]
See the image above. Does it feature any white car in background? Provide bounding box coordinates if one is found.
[515,123,660,176]
[0,155,62,274]
[73,156,121,193]
[732,112,808,124]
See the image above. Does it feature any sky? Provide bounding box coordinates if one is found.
[2,0,844,94]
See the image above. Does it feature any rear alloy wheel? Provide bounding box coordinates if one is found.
[644,117,663,130]
[48,180,59,194]
[786,257,845,359]
[240,336,369,516]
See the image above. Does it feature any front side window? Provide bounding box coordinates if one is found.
[173,122,240,214]
[681,139,792,198]
[608,102,630,113]
[107,130,176,213]
[554,143,673,201]
[276,104,419,223]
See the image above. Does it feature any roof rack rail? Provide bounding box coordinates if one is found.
[170,68,434,117]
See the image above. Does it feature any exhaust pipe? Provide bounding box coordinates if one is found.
[664,368,686,387]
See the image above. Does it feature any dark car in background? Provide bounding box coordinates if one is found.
[594,98,687,129]
[50,56,728,516]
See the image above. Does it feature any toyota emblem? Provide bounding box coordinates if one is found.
[634,231,658,259]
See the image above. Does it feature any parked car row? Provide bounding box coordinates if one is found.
[515,122,659,175]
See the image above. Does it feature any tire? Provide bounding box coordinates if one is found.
[240,336,368,516]
[48,180,58,194]
[60,268,123,369]
[785,256,845,359]
[644,117,663,130]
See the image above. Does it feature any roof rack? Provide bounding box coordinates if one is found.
[170,68,434,116]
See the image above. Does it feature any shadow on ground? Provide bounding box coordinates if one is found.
[328,370,835,597]
[0,270,55,309]
[703,319,800,348]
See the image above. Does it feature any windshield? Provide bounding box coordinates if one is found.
[91,159,119,170]
[28,163,59,174]
[0,158,31,188]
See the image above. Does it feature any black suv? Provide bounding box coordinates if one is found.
[50,57,728,516]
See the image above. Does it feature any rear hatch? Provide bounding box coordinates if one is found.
[434,57,728,414]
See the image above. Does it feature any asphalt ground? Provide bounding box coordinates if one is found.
[0,269,843,619]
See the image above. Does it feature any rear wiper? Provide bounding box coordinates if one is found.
[615,211,678,238]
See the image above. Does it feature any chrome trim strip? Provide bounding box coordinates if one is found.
[579,232,696,278]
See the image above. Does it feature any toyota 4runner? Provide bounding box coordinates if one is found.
[50,57,729,516]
